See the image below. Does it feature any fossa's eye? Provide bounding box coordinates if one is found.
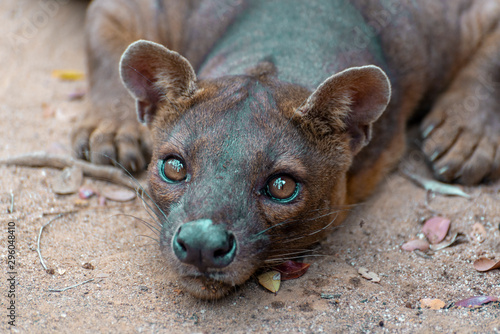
[265,175,300,203]
[158,157,187,183]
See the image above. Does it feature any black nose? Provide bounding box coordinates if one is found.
[172,219,237,271]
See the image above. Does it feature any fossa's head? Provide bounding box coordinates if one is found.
[120,40,390,299]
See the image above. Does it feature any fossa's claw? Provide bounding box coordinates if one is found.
[422,124,436,139]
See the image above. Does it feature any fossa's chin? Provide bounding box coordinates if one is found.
[176,272,250,300]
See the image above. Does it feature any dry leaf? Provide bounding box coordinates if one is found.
[358,267,380,283]
[52,166,83,195]
[52,69,85,81]
[101,188,136,202]
[420,298,445,310]
[272,260,310,280]
[473,258,500,272]
[455,296,498,308]
[422,216,450,244]
[401,239,430,252]
[258,271,281,293]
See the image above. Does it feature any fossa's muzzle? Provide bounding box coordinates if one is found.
[173,219,237,272]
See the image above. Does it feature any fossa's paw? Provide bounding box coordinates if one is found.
[421,93,500,185]
[71,112,151,173]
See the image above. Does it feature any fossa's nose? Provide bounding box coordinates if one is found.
[172,219,237,272]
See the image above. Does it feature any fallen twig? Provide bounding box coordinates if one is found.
[8,191,14,213]
[48,278,94,292]
[37,212,75,272]
[402,170,471,199]
[0,152,135,189]
[430,232,465,251]
[413,249,433,259]
[418,190,440,216]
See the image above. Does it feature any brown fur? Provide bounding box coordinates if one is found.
[72,0,500,299]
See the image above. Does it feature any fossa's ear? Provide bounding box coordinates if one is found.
[296,65,391,155]
[120,40,197,124]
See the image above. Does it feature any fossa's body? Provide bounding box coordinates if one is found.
[73,0,500,298]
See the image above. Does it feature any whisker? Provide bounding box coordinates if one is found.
[103,155,170,225]
[253,217,296,236]
[137,188,163,228]
[110,213,160,235]
[263,253,328,264]
[256,206,353,238]
[133,234,160,243]
[307,211,340,236]
[266,249,315,257]
[282,215,342,244]
[302,208,346,222]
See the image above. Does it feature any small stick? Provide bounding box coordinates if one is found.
[0,152,135,189]
[7,191,14,213]
[421,190,439,216]
[413,249,433,259]
[37,213,74,272]
[48,278,94,292]
[401,170,471,199]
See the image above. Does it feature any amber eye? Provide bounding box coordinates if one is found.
[265,175,300,203]
[158,157,187,183]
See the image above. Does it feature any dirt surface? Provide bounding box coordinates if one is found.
[1,1,499,333]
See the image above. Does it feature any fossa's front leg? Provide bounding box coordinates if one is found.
[421,28,500,184]
[72,0,160,171]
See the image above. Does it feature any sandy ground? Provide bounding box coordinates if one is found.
[1,1,499,333]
